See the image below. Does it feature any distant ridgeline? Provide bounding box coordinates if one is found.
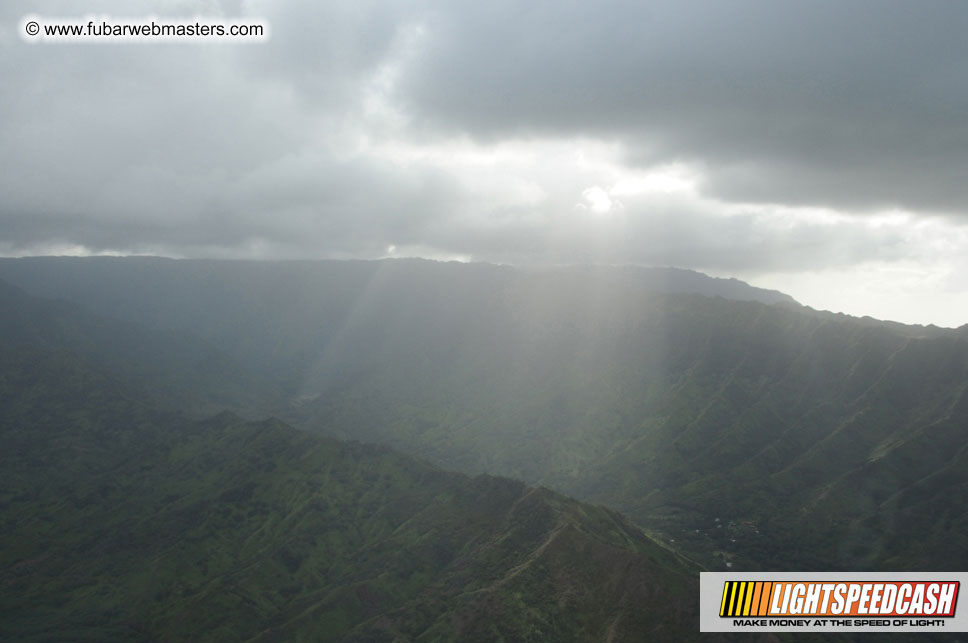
[2,257,967,579]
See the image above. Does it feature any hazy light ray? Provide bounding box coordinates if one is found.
[296,259,395,402]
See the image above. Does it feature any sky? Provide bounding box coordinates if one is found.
[2,1,967,327]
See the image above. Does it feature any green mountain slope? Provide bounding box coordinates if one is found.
[2,257,966,574]
[0,345,699,642]
[0,279,281,417]
[297,292,968,571]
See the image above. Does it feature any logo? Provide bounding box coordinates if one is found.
[700,573,968,632]
[719,580,958,617]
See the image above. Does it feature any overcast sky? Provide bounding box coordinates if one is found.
[3,1,968,326]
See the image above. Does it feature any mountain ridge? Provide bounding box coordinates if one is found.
[0,341,701,641]
[3,257,966,578]
[0,274,711,640]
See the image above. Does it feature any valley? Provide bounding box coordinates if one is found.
[2,256,966,639]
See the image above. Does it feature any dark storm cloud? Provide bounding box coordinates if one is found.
[0,0,428,257]
[396,0,968,214]
[0,0,966,276]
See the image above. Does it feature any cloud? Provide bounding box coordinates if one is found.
[1,0,967,324]
[394,0,968,215]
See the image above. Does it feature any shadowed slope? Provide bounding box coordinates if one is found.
[0,344,698,642]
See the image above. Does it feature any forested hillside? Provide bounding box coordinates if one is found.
[0,283,699,641]
[3,257,966,577]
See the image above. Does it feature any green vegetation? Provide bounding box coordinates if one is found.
[0,278,281,418]
[3,256,968,639]
[0,343,697,641]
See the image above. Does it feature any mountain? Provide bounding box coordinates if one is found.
[2,256,966,577]
[0,280,707,640]
[0,257,794,390]
[0,342,701,641]
[529,264,795,304]
[0,278,281,418]
[280,279,968,572]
